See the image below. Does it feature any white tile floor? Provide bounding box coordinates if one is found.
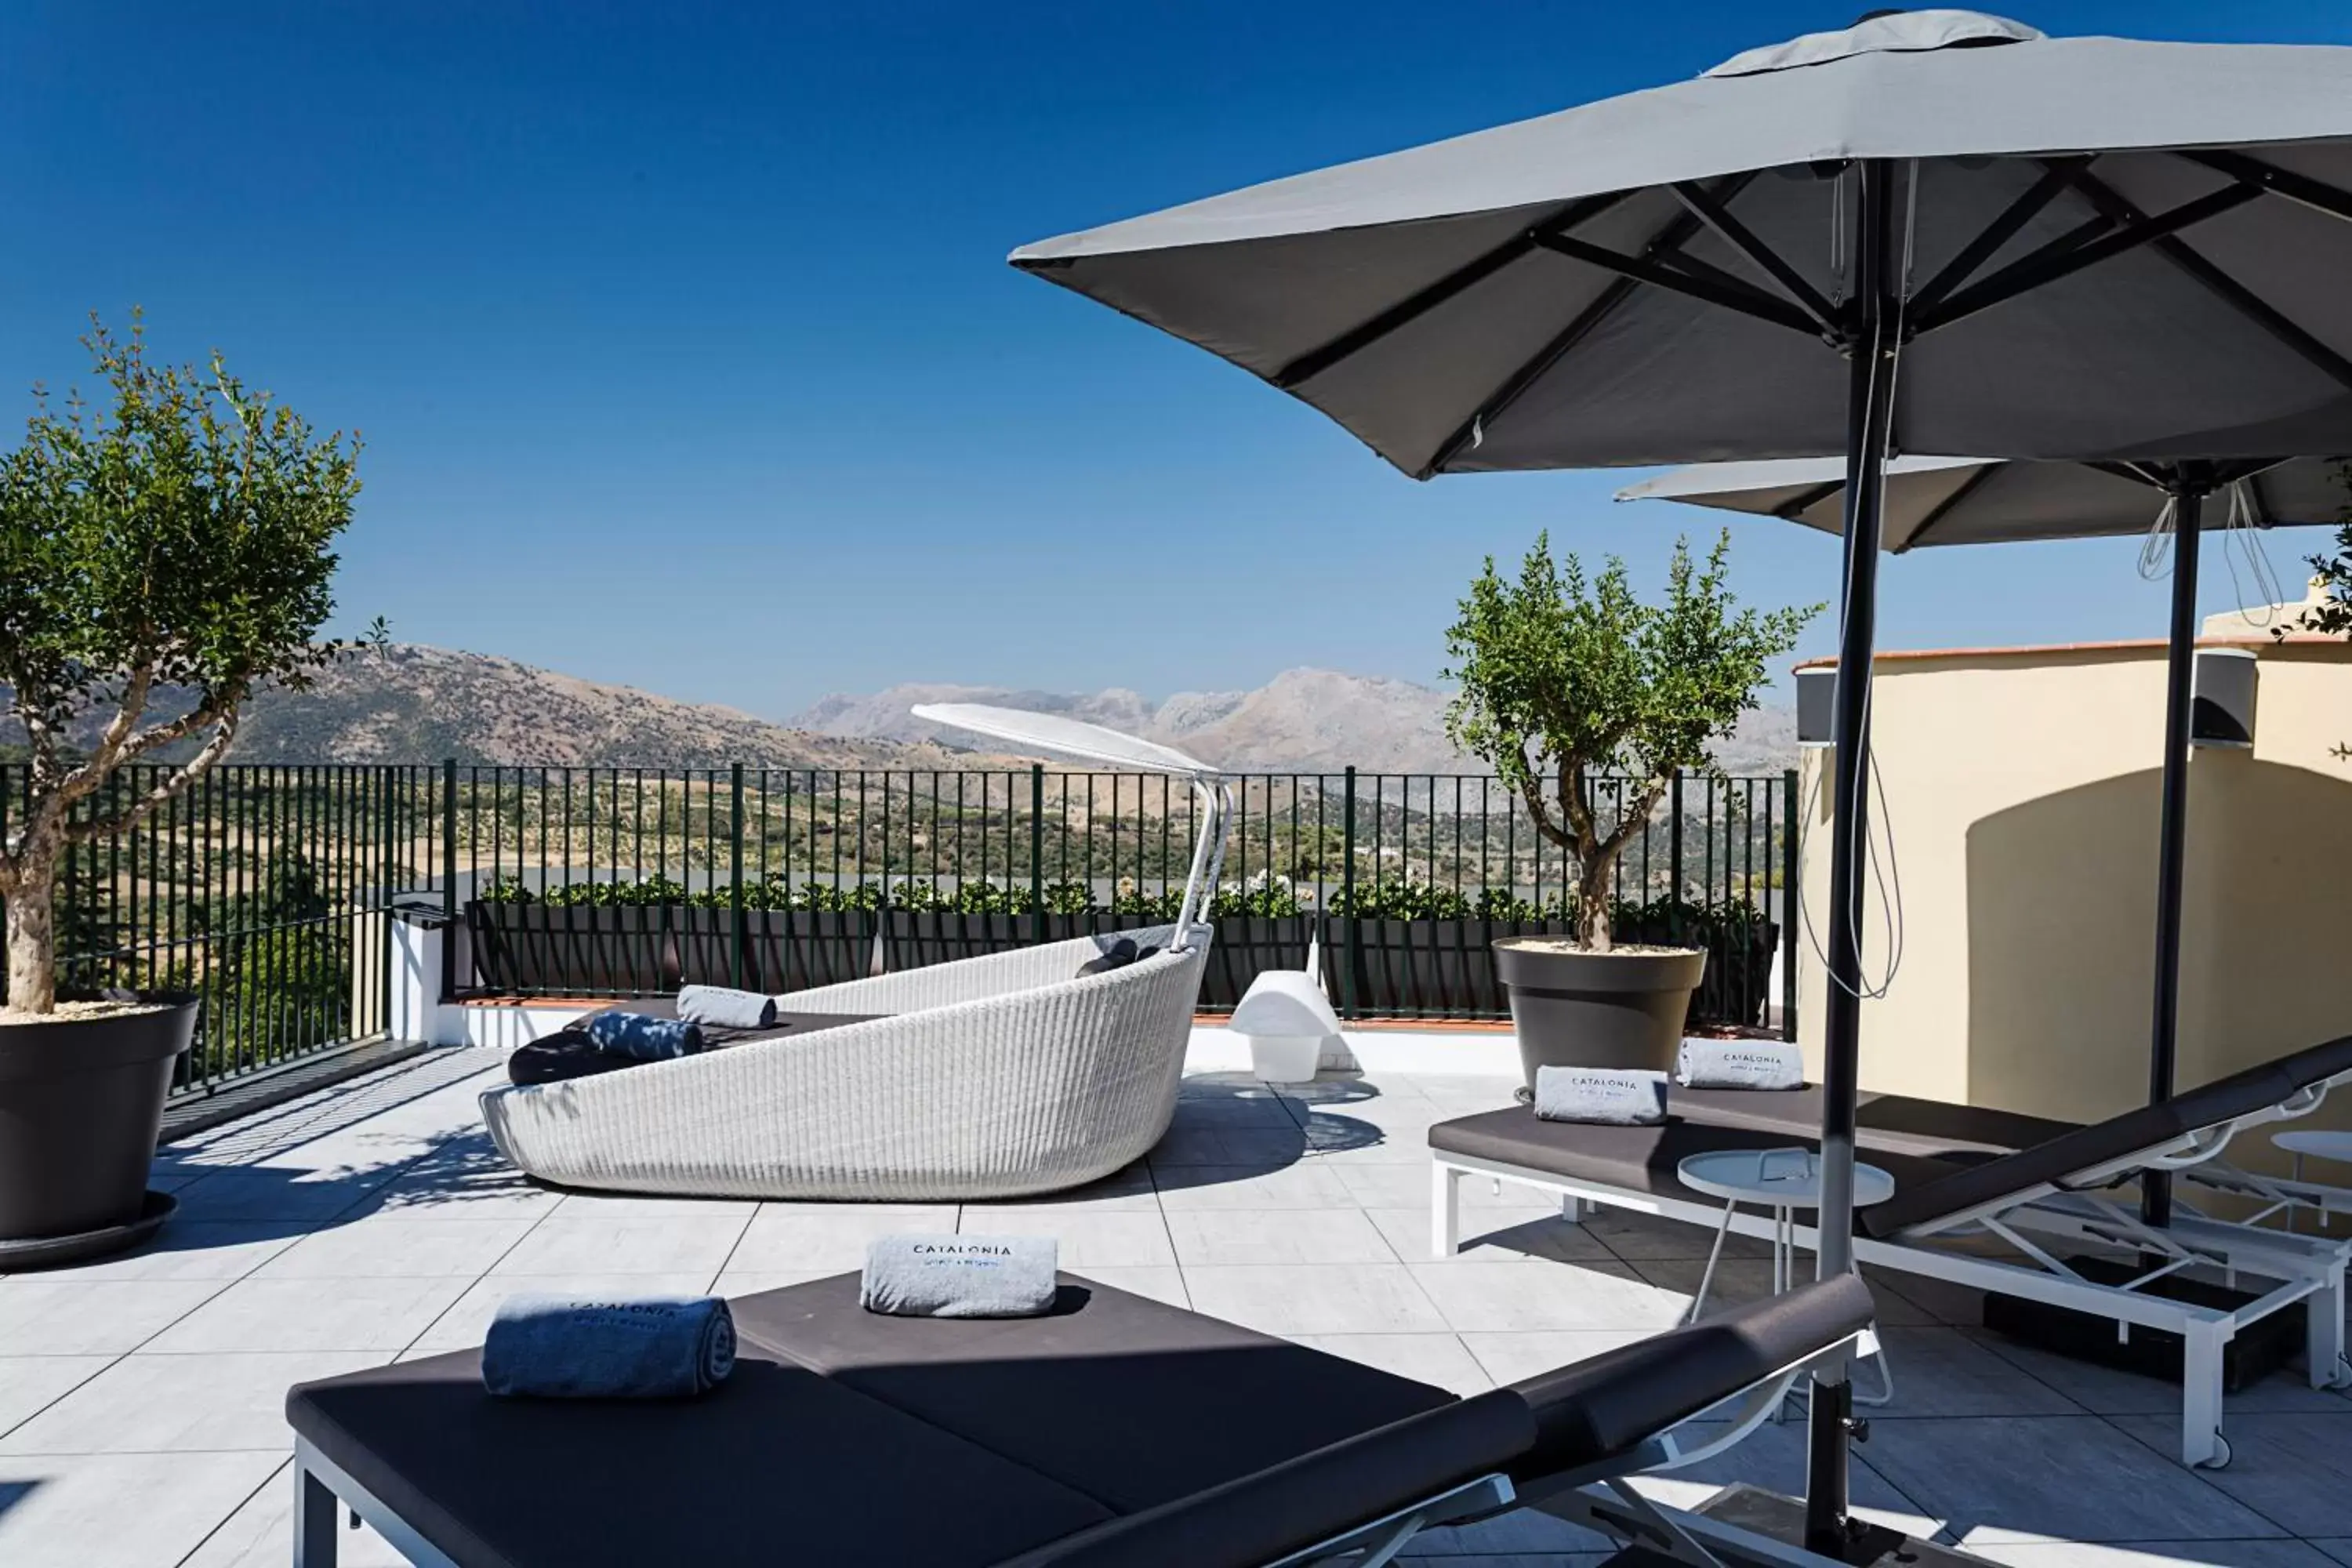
[2,1047,2349,1567]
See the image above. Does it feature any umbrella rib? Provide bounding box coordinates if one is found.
[1531,230,1820,336]
[1418,271,1642,477]
[1669,180,1841,336]
[1907,159,2090,316]
[1773,479,1847,519]
[1915,181,2264,334]
[1418,178,1762,477]
[1889,461,1998,552]
[2176,150,2352,229]
[1418,201,1726,477]
[2060,167,2352,397]
[1271,190,1638,390]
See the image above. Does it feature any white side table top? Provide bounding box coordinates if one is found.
[1678,1147,1896,1210]
[2273,1130,2352,1164]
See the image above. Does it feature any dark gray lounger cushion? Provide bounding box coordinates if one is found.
[287,1345,1115,1568]
[1003,1387,1537,1566]
[1864,1035,2352,1239]
[1506,1272,1875,1471]
[1673,1085,2076,1160]
[1428,1109,1963,1215]
[290,1272,1886,1568]
[738,1272,1457,1513]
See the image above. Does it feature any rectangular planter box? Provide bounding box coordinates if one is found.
[464,899,1778,1029]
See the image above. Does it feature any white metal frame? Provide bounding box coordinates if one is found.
[1433,1126,2351,1469]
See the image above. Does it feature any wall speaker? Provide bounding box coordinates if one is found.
[1795,666,1837,748]
[2190,648,2257,749]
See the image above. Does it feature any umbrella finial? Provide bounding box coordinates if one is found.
[1707,10,2042,78]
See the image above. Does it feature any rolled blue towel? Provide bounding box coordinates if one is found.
[861,1233,1060,1319]
[675,984,778,1030]
[482,1294,736,1399]
[1534,1065,1669,1126]
[583,1010,703,1062]
[1679,1039,1805,1091]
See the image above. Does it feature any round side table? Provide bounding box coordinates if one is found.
[1677,1146,1897,1406]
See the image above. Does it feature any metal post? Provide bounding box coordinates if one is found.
[1029,764,1046,946]
[1782,767,1801,1044]
[729,763,747,992]
[2143,485,2205,1228]
[1806,156,1900,1558]
[1668,771,1686,943]
[1340,767,1359,1020]
[439,760,458,1004]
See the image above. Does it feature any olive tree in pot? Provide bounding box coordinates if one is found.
[1443,530,1813,1091]
[0,318,361,1259]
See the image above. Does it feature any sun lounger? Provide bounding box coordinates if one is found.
[1432,1033,2352,1468]
[480,926,1210,1201]
[285,1271,1877,1568]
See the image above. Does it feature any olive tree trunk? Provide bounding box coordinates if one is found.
[3,851,59,1014]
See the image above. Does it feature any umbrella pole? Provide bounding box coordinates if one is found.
[2143,484,2206,1229]
[1805,157,1900,1560]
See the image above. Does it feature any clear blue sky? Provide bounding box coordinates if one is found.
[5,3,2347,720]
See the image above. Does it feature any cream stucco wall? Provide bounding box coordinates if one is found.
[1795,638,2352,1153]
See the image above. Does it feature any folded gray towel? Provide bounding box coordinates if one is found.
[1679,1039,1805,1091]
[482,1294,735,1399]
[861,1233,1060,1319]
[1534,1065,1669,1126]
[676,985,778,1030]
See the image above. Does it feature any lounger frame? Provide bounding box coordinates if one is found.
[287,1332,1879,1568]
[293,1436,457,1568]
[1432,1144,2348,1469]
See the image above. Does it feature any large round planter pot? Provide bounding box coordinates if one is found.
[0,996,196,1243]
[1493,939,1706,1087]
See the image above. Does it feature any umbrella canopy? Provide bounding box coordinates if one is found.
[910,702,1224,779]
[910,703,1233,945]
[1614,456,2350,549]
[1014,11,2352,474]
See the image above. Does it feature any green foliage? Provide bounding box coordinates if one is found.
[481,875,1098,916]
[0,315,363,745]
[1442,529,1814,949]
[161,846,350,1078]
[0,314,362,1010]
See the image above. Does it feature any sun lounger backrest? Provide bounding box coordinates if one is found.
[1863,1033,2352,1239]
[1007,1276,1875,1566]
[1503,1272,1875,1469]
[999,1389,1536,1566]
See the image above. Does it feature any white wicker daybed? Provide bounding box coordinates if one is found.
[479,704,1235,1201]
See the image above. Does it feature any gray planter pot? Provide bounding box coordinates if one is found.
[0,995,196,1250]
[1492,938,1707,1087]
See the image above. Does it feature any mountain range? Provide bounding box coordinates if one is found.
[7,647,1798,775]
[789,666,1799,775]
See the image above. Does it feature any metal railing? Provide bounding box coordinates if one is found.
[9,760,1800,1096]
[3,762,439,1098]
[446,764,1801,1033]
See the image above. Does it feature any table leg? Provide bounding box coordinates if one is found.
[1688,1200,1738,1325]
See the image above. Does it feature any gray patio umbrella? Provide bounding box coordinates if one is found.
[1619,456,2345,1218]
[1011,9,2352,1544]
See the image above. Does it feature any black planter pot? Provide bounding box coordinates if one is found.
[0,996,196,1246]
[1492,939,1707,1087]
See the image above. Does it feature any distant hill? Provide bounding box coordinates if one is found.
[3,645,982,771]
[793,666,1800,776]
[6,650,1798,775]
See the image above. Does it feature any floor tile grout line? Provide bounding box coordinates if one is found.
[171,1454,294,1568]
[0,1351,128,1446]
[2085,1402,2311,1541]
[387,1184,571,1361]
